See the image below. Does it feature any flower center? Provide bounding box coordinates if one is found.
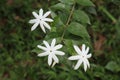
[38,17,42,21]
[49,49,53,53]
[82,55,85,58]
[50,50,52,52]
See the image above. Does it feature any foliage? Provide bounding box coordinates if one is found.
[0,0,120,80]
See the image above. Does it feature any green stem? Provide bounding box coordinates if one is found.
[61,4,75,41]
[99,6,117,23]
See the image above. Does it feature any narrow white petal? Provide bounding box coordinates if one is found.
[86,54,92,58]
[31,22,39,31]
[48,54,52,66]
[38,52,49,57]
[43,18,53,22]
[39,8,43,17]
[85,47,89,54]
[40,22,46,33]
[83,60,87,71]
[43,40,50,49]
[29,19,37,24]
[42,21,51,30]
[51,39,56,48]
[82,44,86,53]
[55,51,65,55]
[73,45,82,55]
[85,59,90,68]
[32,12,39,18]
[37,45,47,51]
[54,44,63,50]
[52,54,59,63]
[43,11,51,18]
[74,60,82,70]
[68,55,80,60]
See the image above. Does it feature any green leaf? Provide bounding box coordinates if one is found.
[50,3,71,11]
[72,39,91,47]
[59,11,69,24]
[52,17,65,35]
[59,0,75,5]
[64,39,75,55]
[45,32,60,40]
[51,16,64,28]
[105,61,120,72]
[115,18,120,40]
[75,0,95,6]
[67,22,90,39]
[51,3,65,10]
[51,3,70,24]
[73,10,91,24]
[86,7,97,15]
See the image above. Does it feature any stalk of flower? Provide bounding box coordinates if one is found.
[29,8,53,33]
[68,44,92,71]
[37,38,65,67]
[51,61,57,67]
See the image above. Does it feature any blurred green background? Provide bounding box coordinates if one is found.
[0,0,120,80]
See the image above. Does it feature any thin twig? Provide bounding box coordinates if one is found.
[61,4,75,41]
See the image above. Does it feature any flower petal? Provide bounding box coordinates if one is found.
[74,60,82,70]
[51,39,56,48]
[40,22,46,33]
[29,19,37,24]
[42,21,51,30]
[32,12,39,18]
[83,60,87,71]
[43,11,51,18]
[54,44,63,50]
[73,45,82,55]
[82,44,86,53]
[68,55,80,60]
[43,18,53,22]
[85,59,90,68]
[31,22,39,31]
[38,52,49,57]
[85,47,89,54]
[43,40,50,49]
[55,51,65,55]
[48,54,52,66]
[52,54,59,63]
[39,8,43,17]
[86,53,92,58]
[37,45,47,51]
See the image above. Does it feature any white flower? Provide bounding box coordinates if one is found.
[37,39,65,67]
[68,44,92,71]
[29,8,53,33]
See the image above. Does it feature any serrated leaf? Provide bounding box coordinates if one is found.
[67,22,90,39]
[73,10,91,24]
[75,0,95,6]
